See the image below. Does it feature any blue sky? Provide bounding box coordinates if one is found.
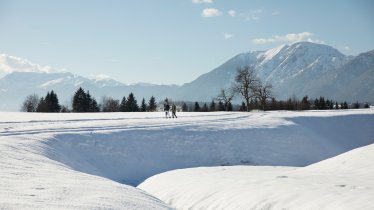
[0,0,373,85]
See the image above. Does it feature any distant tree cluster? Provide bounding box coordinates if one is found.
[20,79,371,113]
[209,65,273,112]
[178,65,370,112]
[72,87,100,112]
[177,96,366,112]
[264,96,350,111]
[21,91,61,112]
[21,87,158,113]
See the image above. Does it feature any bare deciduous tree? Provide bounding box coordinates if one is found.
[20,94,39,112]
[233,65,258,111]
[216,88,235,111]
[101,96,120,112]
[254,81,272,111]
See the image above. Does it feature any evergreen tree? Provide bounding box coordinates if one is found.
[319,97,326,110]
[343,101,349,109]
[141,98,147,112]
[364,103,370,108]
[36,91,60,112]
[89,97,100,112]
[194,102,200,112]
[227,102,233,111]
[86,91,93,111]
[300,96,310,110]
[326,100,331,110]
[125,92,139,112]
[314,98,319,110]
[182,102,188,112]
[218,101,225,111]
[201,103,208,112]
[60,105,70,113]
[335,102,339,109]
[239,101,246,111]
[49,91,61,112]
[36,97,48,112]
[329,100,334,109]
[209,100,216,112]
[120,96,127,112]
[353,101,360,109]
[73,87,89,112]
[148,96,157,112]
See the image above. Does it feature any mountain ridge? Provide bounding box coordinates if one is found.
[1,42,373,111]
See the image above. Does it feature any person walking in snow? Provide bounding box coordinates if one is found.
[171,103,177,118]
[164,98,171,118]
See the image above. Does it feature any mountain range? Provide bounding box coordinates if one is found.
[1,42,373,111]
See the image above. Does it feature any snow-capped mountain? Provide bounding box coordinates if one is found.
[179,42,356,101]
[0,42,373,111]
[310,49,374,101]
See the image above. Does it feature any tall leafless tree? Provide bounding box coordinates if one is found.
[216,88,235,111]
[254,81,273,111]
[233,65,258,111]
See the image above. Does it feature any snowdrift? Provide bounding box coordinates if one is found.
[139,144,374,210]
[0,134,170,209]
[0,110,373,209]
[41,110,373,185]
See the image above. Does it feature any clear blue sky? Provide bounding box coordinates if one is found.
[0,0,373,85]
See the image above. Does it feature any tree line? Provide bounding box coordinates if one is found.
[175,65,369,112]
[21,87,158,113]
[171,96,368,112]
[21,66,370,112]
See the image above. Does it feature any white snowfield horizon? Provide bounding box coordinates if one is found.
[1,109,374,209]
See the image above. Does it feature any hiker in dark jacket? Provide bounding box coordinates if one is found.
[171,104,177,118]
[164,100,171,118]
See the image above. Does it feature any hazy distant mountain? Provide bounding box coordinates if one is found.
[1,42,373,111]
[0,72,176,111]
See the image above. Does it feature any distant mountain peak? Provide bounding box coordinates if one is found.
[257,44,287,64]
[1,42,373,111]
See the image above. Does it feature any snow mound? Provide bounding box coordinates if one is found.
[139,144,374,210]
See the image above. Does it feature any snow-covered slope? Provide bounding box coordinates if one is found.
[178,50,261,100]
[310,50,374,101]
[0,110,373,209]
[0,135,170,209]
[179,42,357,101]
[139,144,374,210]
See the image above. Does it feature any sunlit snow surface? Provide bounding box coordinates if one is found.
[1,110,373,209]
[139,144,374,210]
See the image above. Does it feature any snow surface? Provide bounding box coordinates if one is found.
[1,110,373,209]
[139,144,374,209]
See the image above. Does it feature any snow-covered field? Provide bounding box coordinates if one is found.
[1,109,373,209]
[139,144,374,210]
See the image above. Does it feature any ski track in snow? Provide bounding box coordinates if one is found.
[0,110,374,209]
